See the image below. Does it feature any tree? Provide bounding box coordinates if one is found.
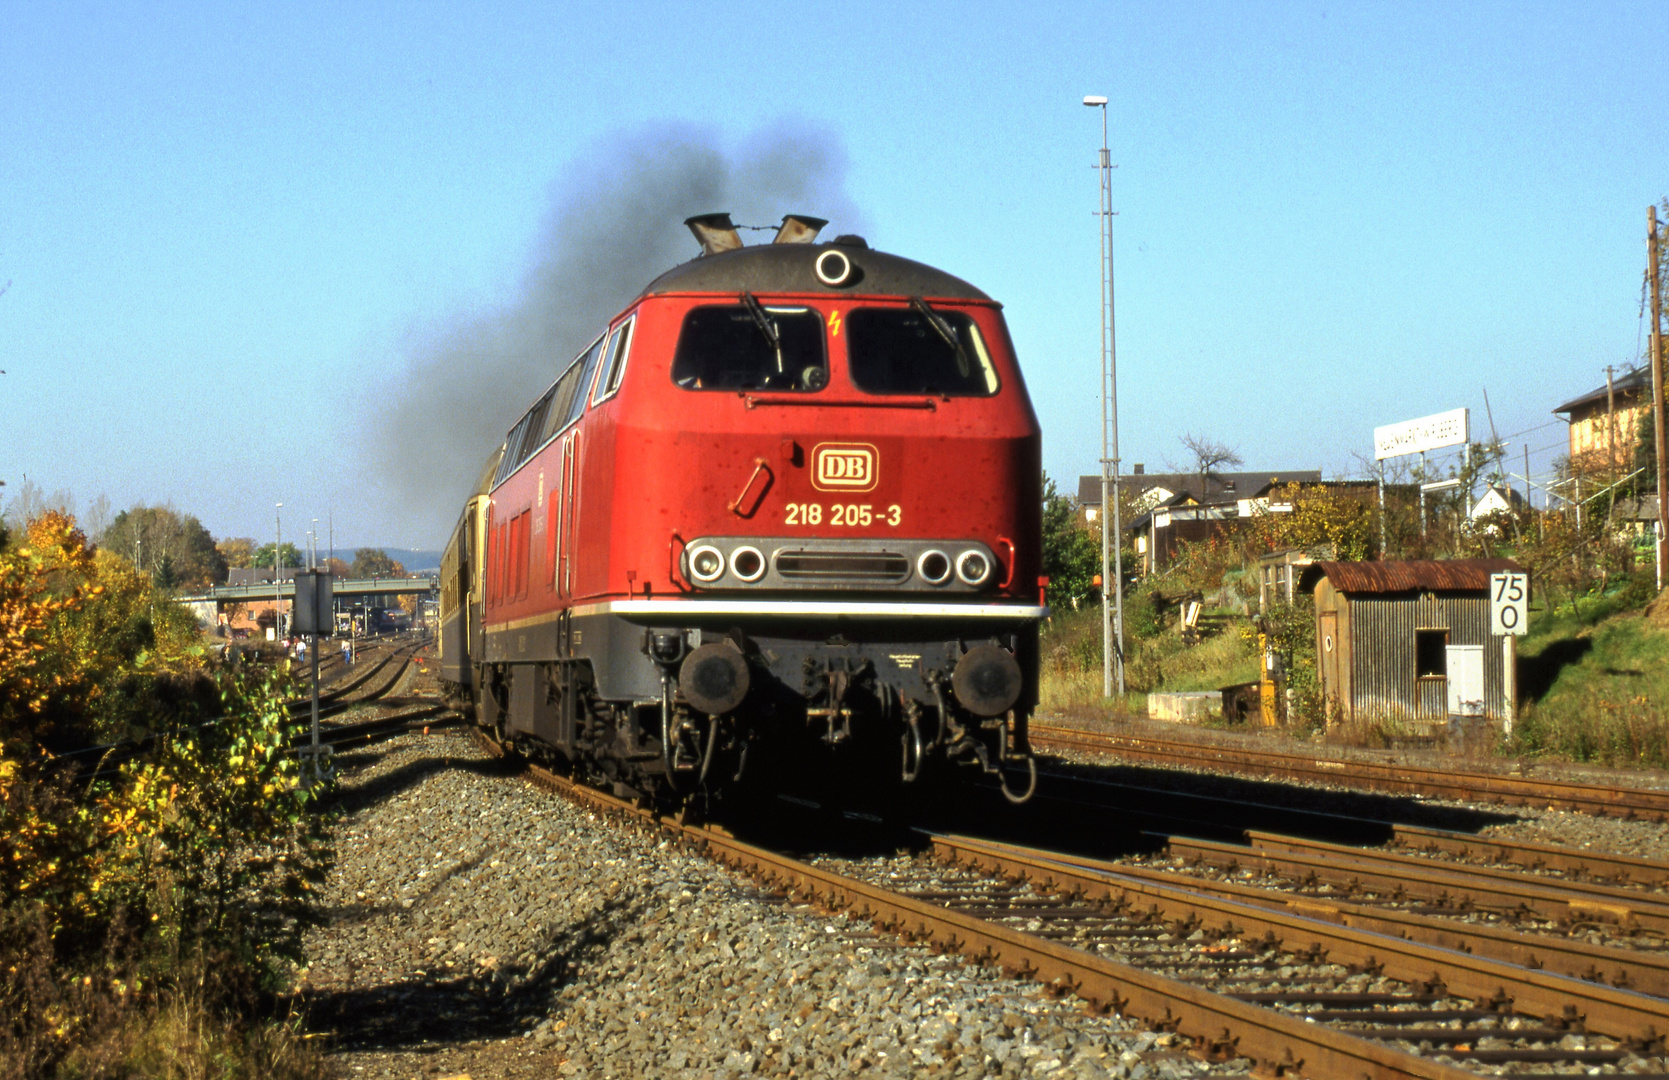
[100,505,227,589]
[1179,433,1244,491]
[1041,473,1100,609]
[250,541,303,570]
[351,548,405,578]
[217,536,256,570]
[323,557,352,578]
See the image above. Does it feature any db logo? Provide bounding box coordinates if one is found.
[812,442,877,491]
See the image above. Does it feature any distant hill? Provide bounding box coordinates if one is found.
[355,548,444,574]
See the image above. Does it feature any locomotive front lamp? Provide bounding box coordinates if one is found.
[688,545,725,583]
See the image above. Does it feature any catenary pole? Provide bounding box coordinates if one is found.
[1085,94,1125,697]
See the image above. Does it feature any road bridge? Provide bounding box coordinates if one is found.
[175,576,439,604]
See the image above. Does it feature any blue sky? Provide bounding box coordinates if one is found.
[3,1,1664,547]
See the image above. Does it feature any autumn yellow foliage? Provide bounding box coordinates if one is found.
[0,511,330,1075]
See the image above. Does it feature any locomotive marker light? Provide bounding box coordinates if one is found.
[918,549,954,585]
[729,545,766,582]
[1085,93,1126,698]
[956,549,993,586]
[687,544,726,583]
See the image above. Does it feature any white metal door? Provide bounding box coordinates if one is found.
[1446,645,1485,716]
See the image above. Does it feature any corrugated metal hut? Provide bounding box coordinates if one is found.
[1299,559,1524,727]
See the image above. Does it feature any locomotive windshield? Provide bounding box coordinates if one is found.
[847,305,999,397]
[672,305,828,392]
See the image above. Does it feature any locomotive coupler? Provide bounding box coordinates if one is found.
[804,656,869,747]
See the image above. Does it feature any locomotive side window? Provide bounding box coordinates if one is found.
[496,414,533,486]
[671,305,827,392]
[847,306,1000,397]
[592,316,635,405]
[560,334,607,428]
[537,340,596,446]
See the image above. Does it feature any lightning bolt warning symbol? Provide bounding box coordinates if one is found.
[827,309,842,336]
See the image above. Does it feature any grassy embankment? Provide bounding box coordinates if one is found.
[1037,600,1257,720]
[1510,573,1669,767]
[1040,569,1669,769]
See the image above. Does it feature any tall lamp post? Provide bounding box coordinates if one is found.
[274,503,283,640]
[1084,94,1126,697]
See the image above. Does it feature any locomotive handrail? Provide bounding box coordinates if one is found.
[668,531,691,592]
[727,457,773,517]
[739,393,937,410]
[995,536,1016,590]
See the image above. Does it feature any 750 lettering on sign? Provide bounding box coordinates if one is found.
[1489,572,1529,637]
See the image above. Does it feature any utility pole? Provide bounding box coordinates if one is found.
[1085,94,1125,697]
[1605,365,1618,469]
[1650,206,1667,591]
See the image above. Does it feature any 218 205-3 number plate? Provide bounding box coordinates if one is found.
[784,503,902,527]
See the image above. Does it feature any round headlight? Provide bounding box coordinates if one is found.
[687,544,725,583]
[956,549,992,586]
[917,549,952,586]
[814,249,854,287]
[730,545,766,583]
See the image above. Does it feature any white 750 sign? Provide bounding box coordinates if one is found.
[1490,572,1529,636]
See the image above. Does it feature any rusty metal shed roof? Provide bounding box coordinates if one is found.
[1300,558,1524,595]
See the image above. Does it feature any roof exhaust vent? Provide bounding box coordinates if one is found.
[685,213,743,256]
[772,214,828,245]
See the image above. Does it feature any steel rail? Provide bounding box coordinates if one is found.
[1029,723,1669,821]
[461,731,1544,1080]
[1250,831,1669,912]
[296,705,460,749]
[701,832,1484,1080]
[927,832,1669,1045]
[1168,833,1669,934]
[954,834,1669,999]
[1391,824,1669,888]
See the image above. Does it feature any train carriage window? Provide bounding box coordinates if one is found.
[592,316,635,405]
[671,304,827,392]
[847,305,1000,397]
[538,343,594,446]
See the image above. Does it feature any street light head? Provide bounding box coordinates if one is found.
[1083,95,1107,106]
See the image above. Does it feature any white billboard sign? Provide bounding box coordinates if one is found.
[1374,407,1469,460]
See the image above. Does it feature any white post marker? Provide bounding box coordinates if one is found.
[1490,571,1528,636]
[1490,571,1528,735]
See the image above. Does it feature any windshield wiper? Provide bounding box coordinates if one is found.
[741,291,785,374]
[910,296,971,378]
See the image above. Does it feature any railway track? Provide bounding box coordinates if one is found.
[463,727,1669,1080]
[1029,722,1669,822]
[289,635,431,722]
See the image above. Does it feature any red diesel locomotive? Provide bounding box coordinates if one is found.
[438,213,1044,805]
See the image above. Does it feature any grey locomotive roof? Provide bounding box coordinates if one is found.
[638,242,992,301]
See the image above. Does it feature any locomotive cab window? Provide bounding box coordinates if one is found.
[671,303,827,392]
[847,304,999,397]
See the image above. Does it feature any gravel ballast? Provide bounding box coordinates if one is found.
[301,733,1231,1079]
